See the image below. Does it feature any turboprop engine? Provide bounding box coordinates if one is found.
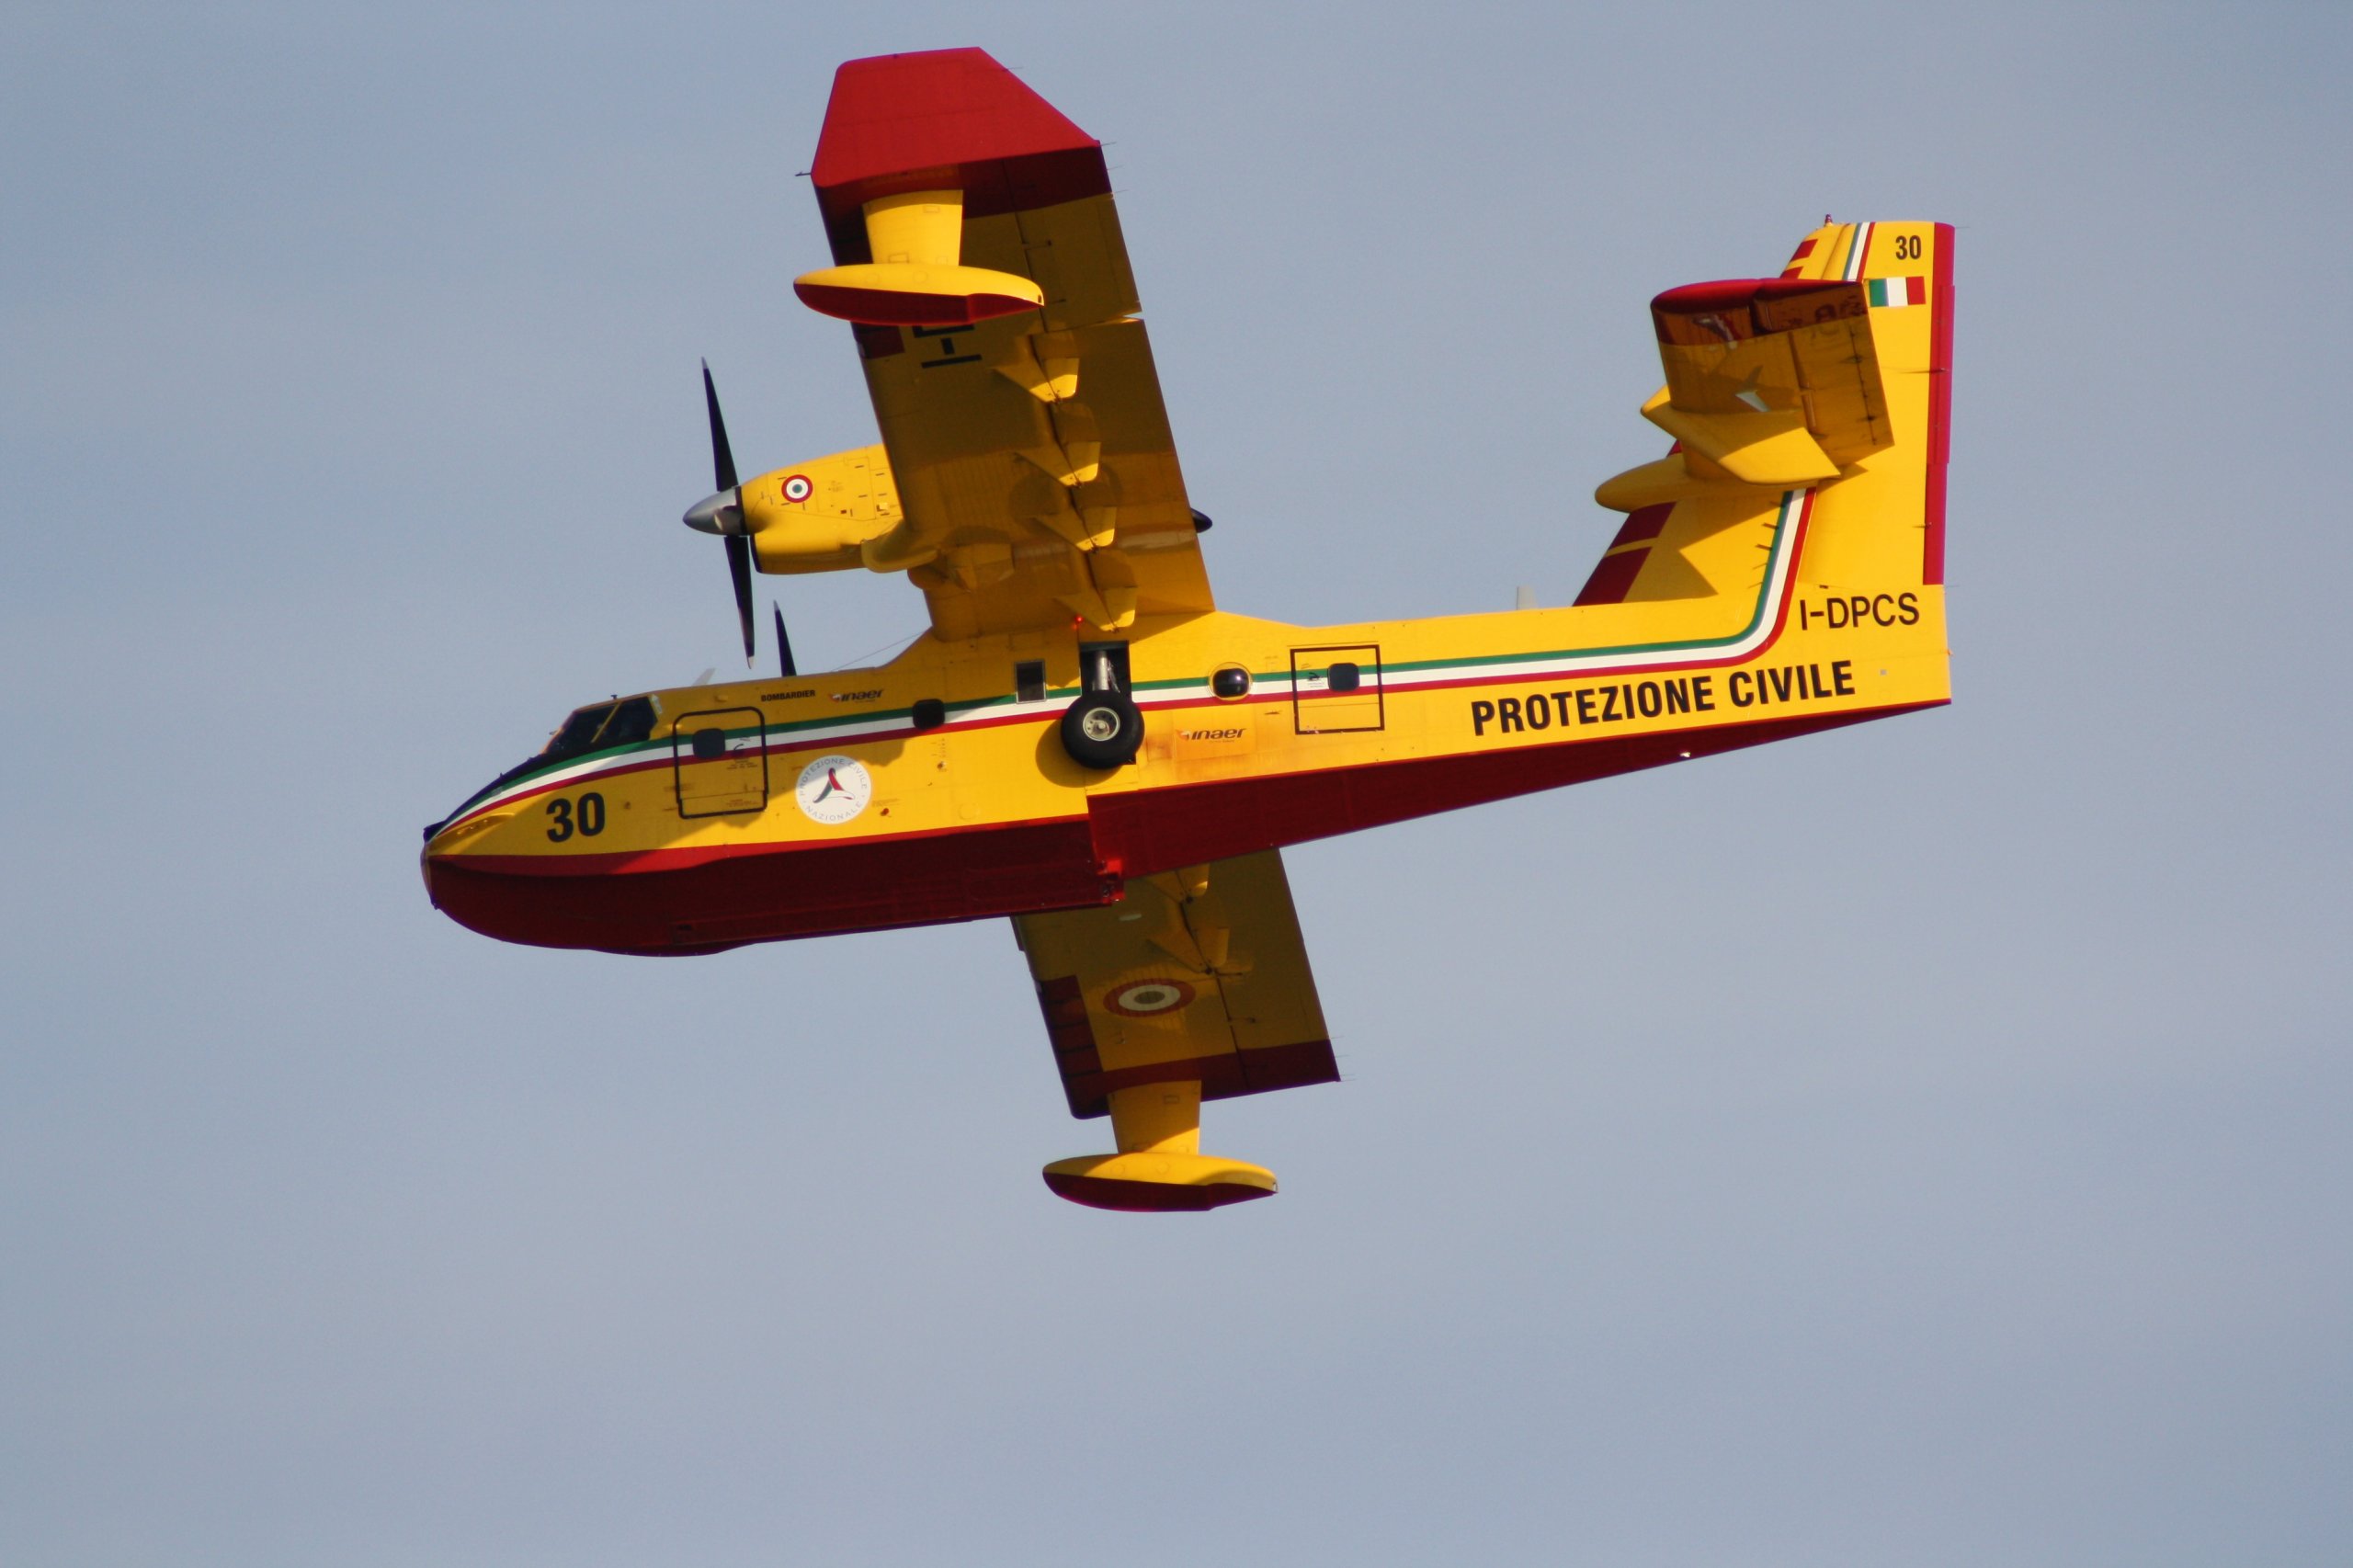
[678,363,908,668]
[685,440,904,574]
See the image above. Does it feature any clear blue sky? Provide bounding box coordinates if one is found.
[5,4,2348,1563]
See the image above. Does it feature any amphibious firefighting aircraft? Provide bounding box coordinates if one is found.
[423,48,1954,1211]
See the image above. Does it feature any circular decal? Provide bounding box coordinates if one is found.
[781,473,813,504]
[794,754,871,824]
[1107,979,1197,1017]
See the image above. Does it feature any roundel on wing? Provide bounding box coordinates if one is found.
[782,473,813,503]
[1106,979,1197,1017]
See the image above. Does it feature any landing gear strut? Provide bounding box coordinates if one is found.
[1059,646,1142,769]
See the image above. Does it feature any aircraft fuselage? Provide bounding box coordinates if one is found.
[423,486,1948,955]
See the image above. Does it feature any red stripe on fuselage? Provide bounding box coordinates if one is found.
[444,491,1814,840]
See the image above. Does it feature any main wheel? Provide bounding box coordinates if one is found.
[1059,689,1143,769]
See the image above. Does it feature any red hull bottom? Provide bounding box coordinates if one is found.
[426,706,1933,954]
[426,819,1110,955]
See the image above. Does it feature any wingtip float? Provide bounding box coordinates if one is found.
[423,49,1954,1212]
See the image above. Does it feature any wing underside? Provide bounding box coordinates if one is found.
[1013,849,1337,1210]
[1017,849,1336,1118]
[802,50,1214,640]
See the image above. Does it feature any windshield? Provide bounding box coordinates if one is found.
[431,695,663,840]
[540,695,657,764]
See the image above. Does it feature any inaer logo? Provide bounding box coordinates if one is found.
[795,754,872,825]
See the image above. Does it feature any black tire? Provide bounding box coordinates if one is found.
[1059,690,1143,769]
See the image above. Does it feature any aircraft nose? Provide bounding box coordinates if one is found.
[419,801,507,911]
[419,821,471,903]
[420,843,678,954]
[418,839,513,940]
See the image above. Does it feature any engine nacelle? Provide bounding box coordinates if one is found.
[740,444,903,573]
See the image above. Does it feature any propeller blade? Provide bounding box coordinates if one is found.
[772,601,798,679]
[727,533,756,666]
[701,358,738,493]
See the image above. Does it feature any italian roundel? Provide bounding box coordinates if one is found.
[1106,979,1197,1017]
[782,473,813,503]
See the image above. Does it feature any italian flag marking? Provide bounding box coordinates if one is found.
[1867,275,1927,308]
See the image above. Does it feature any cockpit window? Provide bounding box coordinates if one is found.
[545,703,614,760]
[600,697,655,747]
[541,696,657,763]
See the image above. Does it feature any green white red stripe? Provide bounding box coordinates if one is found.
[440,489,1817,830]
[1841,221,1873,281]
[1868,275,1926,308]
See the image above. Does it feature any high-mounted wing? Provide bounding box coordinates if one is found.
[794,49,1213,641]
[1015,850,1338,1210]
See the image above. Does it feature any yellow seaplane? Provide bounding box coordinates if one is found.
[423,48,1954,1211]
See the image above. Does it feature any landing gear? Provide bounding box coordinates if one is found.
[1059,690,1142,768]
[1059,645,1142,769]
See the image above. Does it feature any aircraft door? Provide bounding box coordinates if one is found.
[1290,644,1383,733]
[671,706,768,817]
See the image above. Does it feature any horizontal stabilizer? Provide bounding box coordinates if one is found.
[1650,277,1893,468]
[1640,388,1838,484]
[1592,452,1778,512]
